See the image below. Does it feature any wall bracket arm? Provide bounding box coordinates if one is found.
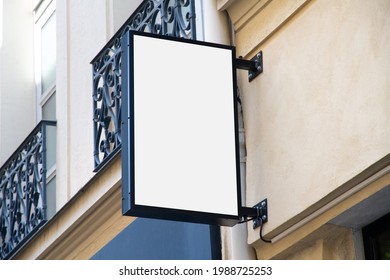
[239,198,268,229]
[234,51,263,82]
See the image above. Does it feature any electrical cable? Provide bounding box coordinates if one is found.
[237,209,272,243]
[258,217,272,243]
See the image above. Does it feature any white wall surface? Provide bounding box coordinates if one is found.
[111,0,143,33]
[56,0,107,208]
[55,0,147,210]
[0,0,35,165]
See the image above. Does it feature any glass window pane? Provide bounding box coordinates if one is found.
[46,176,56,220]
[42,91,56,120]
[41,11,56,93]
[377,229,390,259]
[363,213,390,259]
[45,124,56,170]
[43,91,56,170]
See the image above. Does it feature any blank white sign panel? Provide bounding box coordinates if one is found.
[130,33,239,220]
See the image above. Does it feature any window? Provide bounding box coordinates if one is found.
[34,0,56,121]
[363,213,390,260]
[34,0,56,219]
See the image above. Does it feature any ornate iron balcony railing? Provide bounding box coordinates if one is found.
[0,120,56,260]
[92,0,196,171]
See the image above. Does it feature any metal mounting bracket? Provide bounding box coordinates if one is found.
[239,198,268,229]
[234,51,263,82]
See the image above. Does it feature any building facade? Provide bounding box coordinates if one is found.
[0,0,389,260]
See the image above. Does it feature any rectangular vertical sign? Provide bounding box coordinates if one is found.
[122,31,241,226]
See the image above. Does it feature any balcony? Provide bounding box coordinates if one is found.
[92,0,197,171]
[0,120,56,260]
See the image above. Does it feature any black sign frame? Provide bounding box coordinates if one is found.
[121,30,242,227]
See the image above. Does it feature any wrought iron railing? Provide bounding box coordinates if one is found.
[0,120,56,260]
[92,0,196,171]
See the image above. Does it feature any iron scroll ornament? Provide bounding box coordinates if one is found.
[0,121,56,260]
[92,0,196,171]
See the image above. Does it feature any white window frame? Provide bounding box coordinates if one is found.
[34,0,56,122]
[33,0,57,217]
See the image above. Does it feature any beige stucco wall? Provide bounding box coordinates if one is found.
[0,0,35,165]
[225,0,390,251]
[272,224,356,260]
